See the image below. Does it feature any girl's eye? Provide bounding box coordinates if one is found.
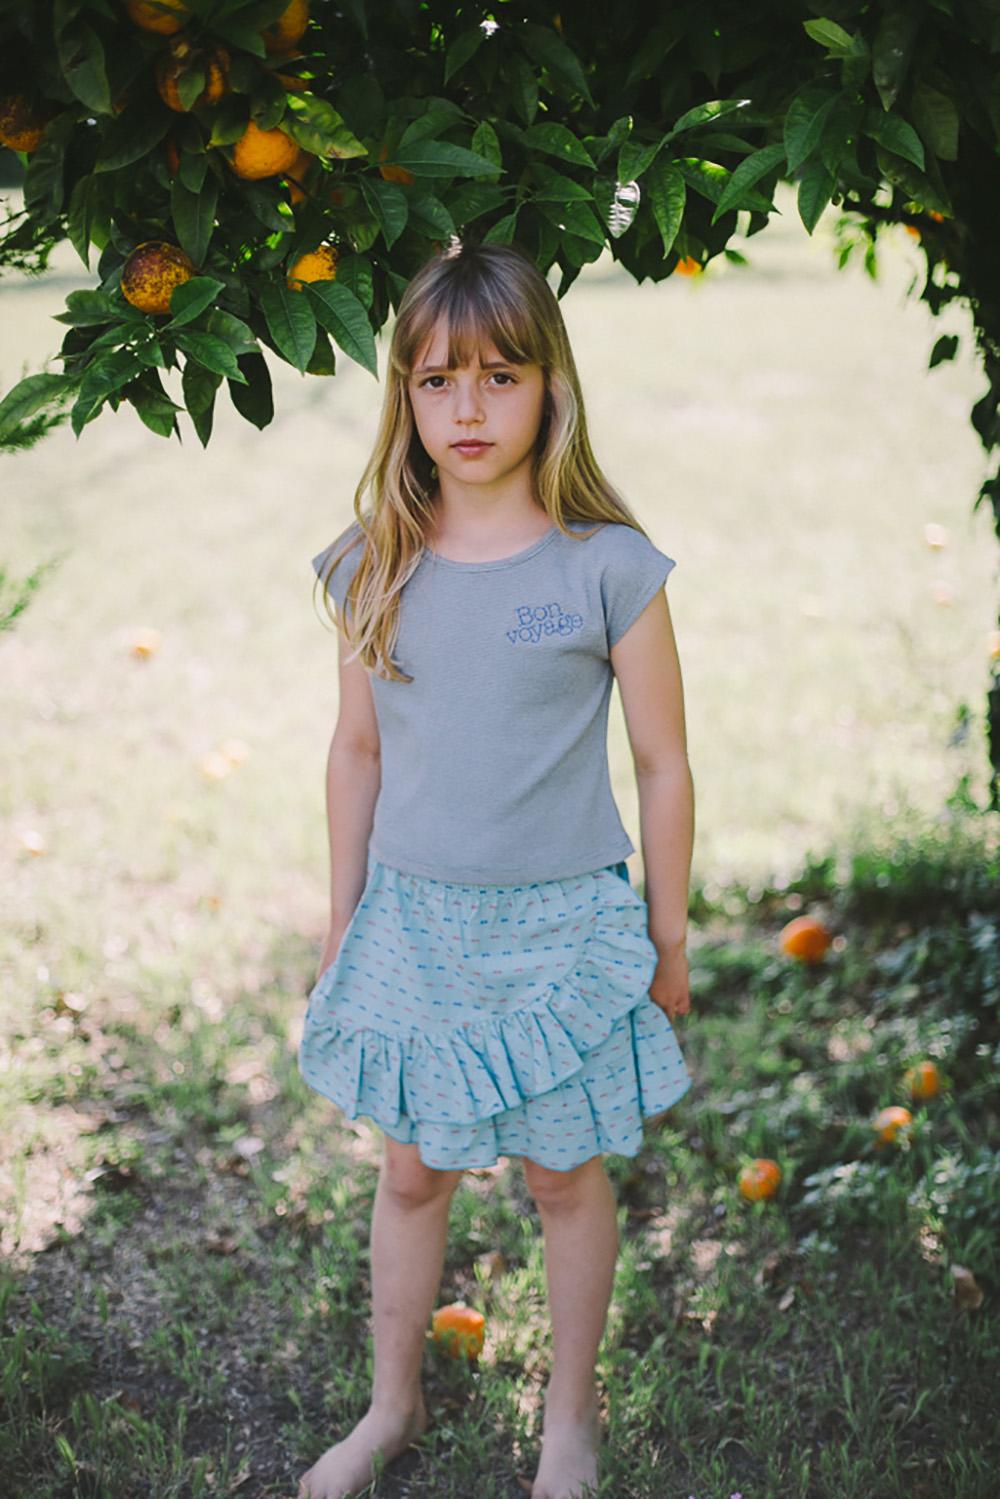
[418,372,516,389]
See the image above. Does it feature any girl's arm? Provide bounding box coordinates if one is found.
[326,626,381,932]
[610,589,694,955]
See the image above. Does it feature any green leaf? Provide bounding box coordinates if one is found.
[174,330,247,381]
[528,163,594,202]
[797,157,836,234]
[408,193,455,238]
[359,176,408,249]
[875,145,953,217]
[55,14,111,114]
[470,120,503,174]
[162,277,227,330]
[535,199,606,246]
[523,123,595,169]
[228,352,273,429]
[0,373,76,443]
[182,359,223,419]
[784,88,839,174]
[929,334,959,368]
[802,18,855,55]
[171,172,219,268]
[444,182,508,226]
[481,211,520,244]
[644,157,686,256]
[616,138,663,183]
[444,27,485,85]
[862,107,925,170]
[332,253,374,310]
[519,22,595,108]
[303,281,378,377]
[284,96,368,161]
[665,98,752,140]
[52,289,117,327]
[712,141,786,222]
[259,281,317,372]
[386,139,502,179]
[206,308,261,355]
[72,349,144,435]
[911,81,960,161]
[95,103,172,172]
[872,3,920,112]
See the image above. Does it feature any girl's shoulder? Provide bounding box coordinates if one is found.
[564,518,677,649]
[311,517,365,581]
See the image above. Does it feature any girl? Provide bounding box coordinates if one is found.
[297,239,694,1499]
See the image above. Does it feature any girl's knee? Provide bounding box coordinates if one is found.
[522,1152,605,1207]
[381,1135,463,1205]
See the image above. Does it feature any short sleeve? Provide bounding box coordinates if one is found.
[311,519,364,615]
[600,525,677,648]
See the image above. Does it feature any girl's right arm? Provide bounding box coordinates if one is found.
[317,623,381,981]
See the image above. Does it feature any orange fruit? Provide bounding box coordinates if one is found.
[155,40,230,112]
[872,1105,912,1146]
[903,1060,941,1101]
[431,1302,485,1360]
[928,209,945,222]
[0,94,58,152]
[124,0,190,34]
[121,240,196,315]
[165,135,180,177]
[261,0,309,53]
[378,141,414,185]
[273,63,311,92]
[904,224,921,240]
[287,243,338,290]
[675,255,703,276]
[779,914,832,963]
[228,118,301,179]
[737,1158,782,1201]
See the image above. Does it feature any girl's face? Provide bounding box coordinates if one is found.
[407,322,546,496]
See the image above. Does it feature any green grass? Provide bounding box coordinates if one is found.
[1,183,998,1496]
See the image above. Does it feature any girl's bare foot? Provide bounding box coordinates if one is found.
[297,1395,430,1499]
[530,1388,602,1499]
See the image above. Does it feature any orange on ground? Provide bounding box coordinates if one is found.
[0,94,57,152]
[228,119,301,179]
[779,914,832,963]
[156,42,230,112]
[378,141,415,185]
[903,1060,941,1101]
[261,0,309,53]
[431,1302,485,1360]
[287,243,338,290]
[124,0,190,34]
[873,1105,912,1146]
[738,1158,782,1201]
[121,241,196,316]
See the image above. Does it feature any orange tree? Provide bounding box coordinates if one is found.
[1,0,999,801]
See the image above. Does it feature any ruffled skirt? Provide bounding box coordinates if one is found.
[298,857,693,1171]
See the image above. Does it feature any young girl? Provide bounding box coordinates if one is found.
[297,239,694,1499]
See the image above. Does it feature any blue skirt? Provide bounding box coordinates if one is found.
[297,856,693,1172]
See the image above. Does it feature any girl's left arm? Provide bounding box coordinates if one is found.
[611,588,694,1019]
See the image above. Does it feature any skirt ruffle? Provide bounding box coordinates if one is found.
[298,858,693,1171]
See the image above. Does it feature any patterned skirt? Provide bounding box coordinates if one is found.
[298,856,693,1172]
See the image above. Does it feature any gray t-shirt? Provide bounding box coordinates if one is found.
[312,516,676,884]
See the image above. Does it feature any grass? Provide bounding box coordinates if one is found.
[2,182,999,1495]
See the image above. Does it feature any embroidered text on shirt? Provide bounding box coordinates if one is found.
[505,602,584,644]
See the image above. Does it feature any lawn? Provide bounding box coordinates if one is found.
[1,181,998,1497]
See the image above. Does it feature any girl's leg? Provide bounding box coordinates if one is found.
[522,1152,618,1499]
[298,1137,463,1499]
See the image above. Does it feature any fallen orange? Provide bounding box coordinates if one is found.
[779,915,832,963]
[431,1302,485,1360]
[737,1158,782,1201]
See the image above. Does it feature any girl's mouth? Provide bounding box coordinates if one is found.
[452,442,492,454]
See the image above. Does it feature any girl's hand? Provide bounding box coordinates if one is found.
[314,922,349,986]
[647,940,691,1024]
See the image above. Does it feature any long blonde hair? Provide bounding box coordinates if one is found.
[314,237,652,682]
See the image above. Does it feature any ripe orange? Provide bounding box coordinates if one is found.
[261,0,309,54]
[124,0,190,34]
[0,94,58,152]
[155,41,230,112]
[287,243,338,289]
[274,68,310,92]
[905,224,921,240]
[121,240,196,315]
[228,118,301,179]
[927,209,945,222]
[675,255,703,276]
[431,1302,485,1360]
[903,1060,941,1101]
[378,141,414,185]
[872,1105,912,1146]
[779,914,832,963]
[737,1157,782,1201]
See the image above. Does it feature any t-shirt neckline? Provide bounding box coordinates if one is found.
[422,523,560,571]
